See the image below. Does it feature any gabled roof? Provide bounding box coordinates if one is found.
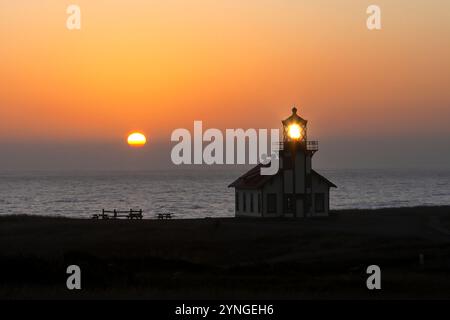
[228,163,274,189]
[228,164,337,189]
[311,169,337,188]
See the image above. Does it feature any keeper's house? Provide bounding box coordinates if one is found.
[229,107,336,218]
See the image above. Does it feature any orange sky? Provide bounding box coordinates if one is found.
[1,0,450,144]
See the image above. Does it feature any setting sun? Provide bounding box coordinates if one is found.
[127,132,147,147]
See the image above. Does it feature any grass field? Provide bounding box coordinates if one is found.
[1,206,450,299]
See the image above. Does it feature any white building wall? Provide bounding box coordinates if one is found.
[262,175,283,217]
[235,189,263,217]
[283,148,312,195]
[310,174,330,217]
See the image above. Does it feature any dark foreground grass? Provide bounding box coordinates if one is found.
[1,206,450,299]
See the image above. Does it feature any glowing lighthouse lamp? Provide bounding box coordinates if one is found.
[288,123,303,141]
[283,108,306,143]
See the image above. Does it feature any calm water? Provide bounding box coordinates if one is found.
[0,169,449,219]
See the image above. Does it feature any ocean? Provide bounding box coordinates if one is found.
[0,168,449,219]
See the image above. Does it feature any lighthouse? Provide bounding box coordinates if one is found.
[229,107,336,217]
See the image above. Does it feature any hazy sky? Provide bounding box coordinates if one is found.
[0,0,449,170]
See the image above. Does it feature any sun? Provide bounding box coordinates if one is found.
[127,132,147,147]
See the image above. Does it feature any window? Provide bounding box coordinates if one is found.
[243,193,247,212]
[267,194,277,213]
[235,192,239,211]
[315,193,325,213]
[284,195,294,213]
[257,194,261,213]
[250,194,254,212]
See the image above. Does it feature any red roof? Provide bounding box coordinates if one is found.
[228,164,337,189]
[228,163,274,189]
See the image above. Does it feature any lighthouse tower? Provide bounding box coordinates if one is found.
[229,107,336,218]
[280,107,319,217]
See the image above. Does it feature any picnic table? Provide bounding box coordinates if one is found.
[92,209,143,220]
[157,213,173,220]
